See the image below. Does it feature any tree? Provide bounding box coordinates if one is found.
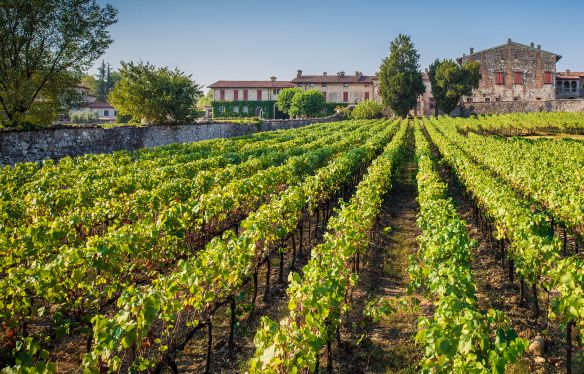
[108,61,203,124]
[351,99,384,120]
[81,74,99,96]
[196,89,214,110]
[378,34,425,118]
[0,0,118,129]
[428,59,481,115]
[276,87,303,115]
[94,61,120,101]
[289,89,325,119]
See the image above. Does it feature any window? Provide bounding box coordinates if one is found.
[104,110,109,116]
[365,92,370,100]
[365,83,369,87]
[322,108,327,114]
[564,81,570,91]
[257,90,262,100]
[495,98,500,102]
[343,92,349,102]
[243,90,248,100]
[234,90,239,100]
[571,81,578,92]
[322,83,327,87]
[485,98,491,102]
[220,90,225,100]
[219,106,225,113]
[476,55,481,61]
[323,92,327,101]
[496,72,504,85]
[297,83,302,87]
[514,72,522,84]
[466,98,472,103]
[273,89,276,94]
[309,83,314,87]
[343,83,349,87]
[233,106,238,113]
[514,97,519,101]
[113,111,117,116]
[429,102,434,109]
[501,55,505,60]
[544,72,552,84]
[514,54,518,60]
[277,89,281,94]
[242,106,248,113]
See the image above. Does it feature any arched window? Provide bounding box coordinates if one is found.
[564,81,570,91]
[571,81,577,92]
[556,81,563,92]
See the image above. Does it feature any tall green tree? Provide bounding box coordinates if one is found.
[428,59,481,115]
[288,89,325,118]
[0,0,118,129]
[108,61,203,124]
[378,34,425,118]
[276,87,303,115]
[196,89,214,110]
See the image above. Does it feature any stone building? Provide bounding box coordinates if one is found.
[208,77,294,119]
[290,71,377,104]
[456,39,562,102]
[556,70,584,99]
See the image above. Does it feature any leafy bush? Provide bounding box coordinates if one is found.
[69,109,99,124]
[351,100,384,120]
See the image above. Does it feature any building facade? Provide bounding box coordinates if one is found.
[290,71,377,104]
[456,39,561,103]
[556,70,584,99]
[208,77,295,119]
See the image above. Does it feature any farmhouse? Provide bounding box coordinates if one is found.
[556,70,584,99]
[208,77,295,119]
[290,70,377,104]
[456,39,562,102]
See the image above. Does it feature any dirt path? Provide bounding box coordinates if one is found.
[424,128,583,374]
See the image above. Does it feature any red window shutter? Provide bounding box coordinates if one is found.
[515,73,522,84]
[220,90,225,100]
[257,90,262,101]
[365,92,370,100]
[234,90,238,100]
[243,90,248,100]
[545,72,551,84]
[323,92,327,101]
[496,73,503,85]
[343,92,348,102]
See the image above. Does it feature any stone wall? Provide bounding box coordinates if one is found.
[0,114,341,167]
[450,99,584,117]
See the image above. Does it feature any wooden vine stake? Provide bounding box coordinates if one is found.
[205,320,212,374]
[229,296,236,351]
[263,255,271,302]
[567,319,573,374]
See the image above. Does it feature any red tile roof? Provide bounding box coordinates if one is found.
[208,81,295,89]
[557,72,584,78]
[86,102,115,108]
[290,74,377,84]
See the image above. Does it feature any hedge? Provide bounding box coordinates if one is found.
[212,101,274,119]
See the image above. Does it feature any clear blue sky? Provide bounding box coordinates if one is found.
[93,0,583,92]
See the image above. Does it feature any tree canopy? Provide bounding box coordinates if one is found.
[288,89,325,119]
[428,59,481,115]
[378,34,425,118]
[108,61,203,124]
[0,0,118,129]
[276,87,303,114]
[351,99,384,120]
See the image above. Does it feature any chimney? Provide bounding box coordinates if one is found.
[340,71,345,78]
[323,72,327,76]
[470,47,474,54]
[463,53,466,56]
[567,69,571,75]
[508,38,512,44]
[297,70,302,78]
[425,68,428,73]
[355,71,363,81]
[270,76,276,86]
[530,42,535,48]
[537,45,541,50]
